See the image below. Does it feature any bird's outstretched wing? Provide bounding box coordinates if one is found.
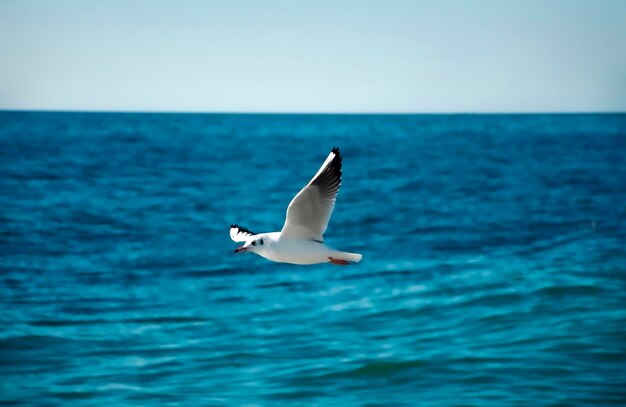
[280,147,342,241]
[230,224,256,242]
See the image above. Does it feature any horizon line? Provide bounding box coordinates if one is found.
[1,108,625,116]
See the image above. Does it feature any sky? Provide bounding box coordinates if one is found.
[1,0,625,113]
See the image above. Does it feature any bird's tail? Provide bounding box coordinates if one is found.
[336,251,363,263]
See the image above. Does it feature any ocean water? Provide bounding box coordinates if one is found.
[1,112,625,405]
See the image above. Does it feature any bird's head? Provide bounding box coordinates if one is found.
[234,237,266,254]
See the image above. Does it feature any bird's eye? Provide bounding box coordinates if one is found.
[251,241,256,246]
[259,239,264,245]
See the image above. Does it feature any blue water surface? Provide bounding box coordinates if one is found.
[1,112,625,405]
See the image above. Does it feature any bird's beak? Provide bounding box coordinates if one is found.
[234,246,248,254]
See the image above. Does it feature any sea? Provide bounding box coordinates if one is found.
[1,112,625,405]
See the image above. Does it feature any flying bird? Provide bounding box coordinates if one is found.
[230,147,362,265]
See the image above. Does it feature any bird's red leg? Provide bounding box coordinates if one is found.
[328,257,350,265]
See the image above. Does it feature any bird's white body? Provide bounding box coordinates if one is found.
[230,147,362,266]
[248,233,362,265]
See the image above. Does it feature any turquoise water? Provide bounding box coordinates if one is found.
[1,112,625,405]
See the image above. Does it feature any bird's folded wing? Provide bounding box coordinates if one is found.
[230,224,256,242]
[280,147,342,241]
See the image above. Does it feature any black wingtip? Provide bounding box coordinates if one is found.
[329,147,342,179]
[231,224,256,235]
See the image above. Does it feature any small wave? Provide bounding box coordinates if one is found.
[532,284,603,297]
[28,315,207,327]
[0,334,77,351]
[45,390,100,401]
[318,359,426,380]
[325,297,373,312]
[257,280,309,290]
[511,228,593,256]
[214,294,248,304]
[177,266,254,278]
[124,316,207,324]
[444,291,526,309]
[28,318,110,327]
[268,390,330,400]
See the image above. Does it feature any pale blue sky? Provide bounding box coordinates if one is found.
[1,0,625,113]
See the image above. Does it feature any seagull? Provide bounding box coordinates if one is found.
[230,147,362,265]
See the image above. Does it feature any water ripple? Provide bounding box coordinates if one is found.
[2,112,625,405]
